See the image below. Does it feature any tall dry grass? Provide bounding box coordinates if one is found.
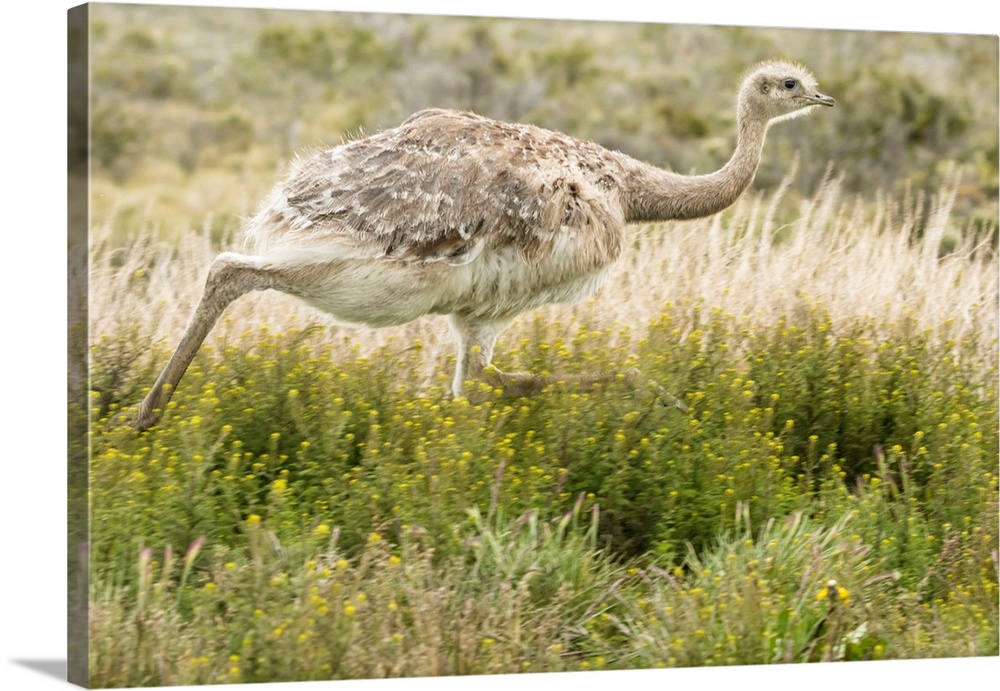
[89,167,998,385]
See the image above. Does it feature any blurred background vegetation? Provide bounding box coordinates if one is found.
[88,3,998,237]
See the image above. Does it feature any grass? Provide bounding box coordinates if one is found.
[83,171,998,686]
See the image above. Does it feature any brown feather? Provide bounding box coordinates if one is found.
[248,108,628,265]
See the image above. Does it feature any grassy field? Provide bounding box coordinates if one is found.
[84,168,998,686]
[74,5,999,687]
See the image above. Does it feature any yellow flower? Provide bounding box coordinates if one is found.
[817,580,850,604]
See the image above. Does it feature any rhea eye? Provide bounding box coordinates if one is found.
[783,79,797,90]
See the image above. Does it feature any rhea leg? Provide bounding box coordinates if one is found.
[134,252,277,431]
[448,314,645,399]
[448,315,510,398]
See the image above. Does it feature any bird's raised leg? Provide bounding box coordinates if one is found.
[134,252,278,431]
[448,314,660,400]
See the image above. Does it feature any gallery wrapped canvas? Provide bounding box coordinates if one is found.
[68,2,998,688]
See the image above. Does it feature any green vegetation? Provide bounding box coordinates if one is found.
[79,4,998,687]
[85,180,997,684]
[91,296,998,568]
[87,305,999,684]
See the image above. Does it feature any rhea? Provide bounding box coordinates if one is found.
[134,60,834,431]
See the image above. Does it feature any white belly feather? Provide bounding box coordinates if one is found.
[260,233,618,328]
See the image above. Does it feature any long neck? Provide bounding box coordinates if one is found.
[621,110,770,223]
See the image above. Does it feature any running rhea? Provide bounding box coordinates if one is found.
[133,60,834,431]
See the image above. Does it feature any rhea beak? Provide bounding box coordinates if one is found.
[805,92,836,107]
